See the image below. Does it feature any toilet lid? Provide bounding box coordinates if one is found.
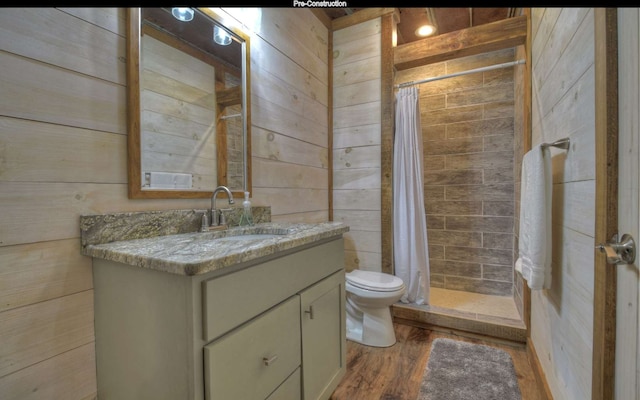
[346,270,405,292]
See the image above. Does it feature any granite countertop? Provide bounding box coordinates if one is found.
[82,222,349,276]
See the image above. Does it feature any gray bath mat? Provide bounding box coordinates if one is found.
[418,338,522,400]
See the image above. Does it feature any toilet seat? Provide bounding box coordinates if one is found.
[346,270,405,292]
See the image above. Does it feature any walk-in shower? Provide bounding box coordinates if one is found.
[392,48,527,340]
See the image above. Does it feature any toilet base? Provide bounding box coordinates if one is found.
[346,302,397,347]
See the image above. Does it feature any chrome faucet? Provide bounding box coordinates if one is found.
[210,186,235,226]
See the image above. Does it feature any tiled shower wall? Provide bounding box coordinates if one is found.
[412,48,517,296]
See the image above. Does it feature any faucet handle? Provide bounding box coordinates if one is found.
[219,211,227,226]
[201,213,209,232]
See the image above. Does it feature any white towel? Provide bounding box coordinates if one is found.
[515,144,552,290]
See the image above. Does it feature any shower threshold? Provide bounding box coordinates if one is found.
[391,288,526,343]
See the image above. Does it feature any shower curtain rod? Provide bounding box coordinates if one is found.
[395,59,526,89]
[220,113,242,120]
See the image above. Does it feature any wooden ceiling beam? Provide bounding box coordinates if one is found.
[394,14,527,70]
[216,86,242,108]
[331,7,396,31]
[310,9,332,29]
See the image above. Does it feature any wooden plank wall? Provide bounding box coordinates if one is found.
[332,18,383,272]
[223,7,331,222]
[0,7,329,398]
[529,8,596,400]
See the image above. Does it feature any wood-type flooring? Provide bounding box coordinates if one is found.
[329,323,548,400]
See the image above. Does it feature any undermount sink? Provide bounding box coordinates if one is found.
[214,233,283,241]
[203,224,297,242]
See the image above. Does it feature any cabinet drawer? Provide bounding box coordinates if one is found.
[204,296,301,400]
[266,368,301,400]
[203,238,344,341]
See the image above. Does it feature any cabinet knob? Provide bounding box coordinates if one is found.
[305,306,315,319]
[262,355,278,366]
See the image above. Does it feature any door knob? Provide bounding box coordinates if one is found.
[596,233,636,265]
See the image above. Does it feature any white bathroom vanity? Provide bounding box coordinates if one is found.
[81,215,348,400]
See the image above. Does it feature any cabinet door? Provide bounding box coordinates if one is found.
[299,271,346,400]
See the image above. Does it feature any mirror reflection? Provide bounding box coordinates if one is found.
[127,7,250,199]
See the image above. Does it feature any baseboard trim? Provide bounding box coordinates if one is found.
[527,339,554,400]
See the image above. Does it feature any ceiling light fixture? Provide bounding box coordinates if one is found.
[171,7,194,22]
[415,25,436,37]
[213,25,232,46]
[415,8,437,38]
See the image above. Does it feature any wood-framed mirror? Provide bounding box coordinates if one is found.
[126,7,251,199]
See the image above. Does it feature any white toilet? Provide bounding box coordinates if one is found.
[345,270,406,347]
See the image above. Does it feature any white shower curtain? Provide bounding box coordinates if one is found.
[393,86,430,305]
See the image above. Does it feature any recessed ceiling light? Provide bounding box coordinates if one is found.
[415,24,436,37]
[416,8,438,38]
[213,25,232,46]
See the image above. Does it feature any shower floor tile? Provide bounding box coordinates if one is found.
[392,288,525,342]
[429,287,521,320]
